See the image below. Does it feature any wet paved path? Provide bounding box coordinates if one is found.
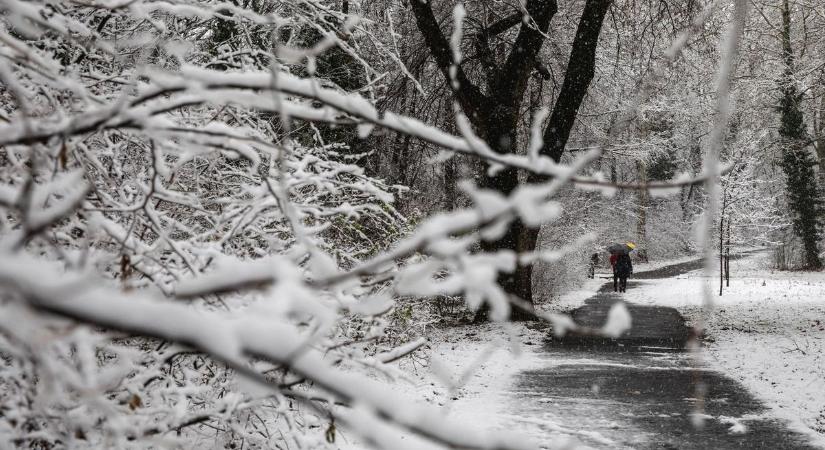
[501,260,818,449]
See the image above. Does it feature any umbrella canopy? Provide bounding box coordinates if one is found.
[607,242,636,255]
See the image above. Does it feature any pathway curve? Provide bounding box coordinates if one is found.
[499,259,818,449]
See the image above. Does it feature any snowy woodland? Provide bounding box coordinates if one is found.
[1,0,824,448]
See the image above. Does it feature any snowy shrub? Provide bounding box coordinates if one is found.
[0,1,597,448]
[0,0,770,448]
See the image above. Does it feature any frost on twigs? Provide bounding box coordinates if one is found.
[0,0,700,447]
[0,0,559,446]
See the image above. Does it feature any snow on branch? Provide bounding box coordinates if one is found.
[0,0,756,448]
[0,254,535,450]
[0,64,716,192]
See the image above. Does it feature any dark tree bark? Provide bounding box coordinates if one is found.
[778,0,823,269]
[408,0,490,121]
[409,0,613,319]
[815,94,825,186]
[533,0,613,168]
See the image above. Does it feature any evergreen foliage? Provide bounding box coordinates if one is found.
[777,0,823,269]
[777,113,823,269]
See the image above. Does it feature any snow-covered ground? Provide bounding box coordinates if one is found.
[622,251,825,445]
[337,323,548,449]
[546,276,608,311]
[339,252,825,448]
[546,253,705,311]
[631,254,704,273]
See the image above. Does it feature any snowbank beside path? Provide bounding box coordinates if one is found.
[549,276,608,310]
[337,323,548,449]
[622,251,825,445]
[632,254,704,273]
[545,254,704,312]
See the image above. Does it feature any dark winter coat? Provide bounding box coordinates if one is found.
[614,254,633,278]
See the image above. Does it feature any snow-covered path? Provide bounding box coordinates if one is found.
[499,259,819,449]
[502,347,815,449]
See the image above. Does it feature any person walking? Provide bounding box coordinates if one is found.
[609,253,619,291]
[588,253,599,279]
[607,242,636,293]
[615,251,634,293]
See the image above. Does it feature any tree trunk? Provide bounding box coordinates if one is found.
[477,221,541,321]
[443,156,457,211]
[814,92,825,185]
[778,0,823,269]
[475,126,541,321]
[535,0,613,164]
[719,215,724,296]
[411,0,613,319]
[636,159,650,262]
[725,218,731,287]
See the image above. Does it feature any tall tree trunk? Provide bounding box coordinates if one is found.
[533,0,613,164]
[443,156,458,211]
[725,218,731,287]
[778,0,823,269]
[442,98,459,211]
[478,218,540,321]
[635,159,650,262]
[719,215,724,296]
[411,0,612,319]
[476,125,538,321]
[681,140,703,223]
[814,92,825,185]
